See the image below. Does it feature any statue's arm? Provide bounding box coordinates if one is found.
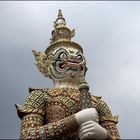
[95,99,120,139]
[16,89,78,139]
[101,118,120,140]
[19,113,78,139]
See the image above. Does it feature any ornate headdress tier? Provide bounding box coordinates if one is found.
[45,9,83,55]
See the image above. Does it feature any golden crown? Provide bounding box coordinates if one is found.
[45,9,83,55]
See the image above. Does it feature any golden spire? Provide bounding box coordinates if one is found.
[49,9,75,44]
[45,10,82,55]
[53,9,66,28]
[58,9,63,18]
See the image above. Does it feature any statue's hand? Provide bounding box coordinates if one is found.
[78,121,107,140]
[75,108,99,126]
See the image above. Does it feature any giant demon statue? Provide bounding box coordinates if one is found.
[16,10,120,140]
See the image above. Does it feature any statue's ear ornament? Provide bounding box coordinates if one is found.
[32,50,51,77]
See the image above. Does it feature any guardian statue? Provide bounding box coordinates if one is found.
[16,10,120,139]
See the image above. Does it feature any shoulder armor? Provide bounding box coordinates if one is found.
[91,94,102,105]
[28,87,49,93]
[28,87,37,93]
[95,98,112,116]
[94,98,119,124]
[15,88,48,119]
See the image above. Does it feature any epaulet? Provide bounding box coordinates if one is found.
[28,87,38,93]
[91,93,102,103]
[28,87,49,94]
[29,87,41,93]
[15,87,49,119]
[15,103,45,119]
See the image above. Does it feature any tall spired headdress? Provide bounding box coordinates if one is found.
[32,10,83,77]
[45,9,83,55]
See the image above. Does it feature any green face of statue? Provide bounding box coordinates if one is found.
[49,47,87,80]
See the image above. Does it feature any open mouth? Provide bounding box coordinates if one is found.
[67,59,79,64]
[56,59,85,75]
[57,60,79,70]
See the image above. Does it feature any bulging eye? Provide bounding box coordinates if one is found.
[77,54,82,60]
[59,52,67,59]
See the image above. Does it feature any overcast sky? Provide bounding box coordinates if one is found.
[0,1,140,139]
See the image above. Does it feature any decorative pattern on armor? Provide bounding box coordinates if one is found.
[95,99,120,139]
[95,99,113,117]
[101,121,120,139]
[45,88,81,123]
[20,113,44,139]
[24,90,45,109]
[20,112,78,139]
[16,88,120,139]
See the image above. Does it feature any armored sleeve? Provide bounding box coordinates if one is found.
[95,98,120,139]
[15,89,78,139]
